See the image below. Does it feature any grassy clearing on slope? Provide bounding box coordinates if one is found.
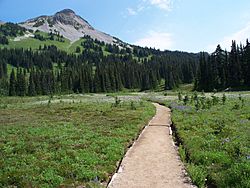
[68,38,85,53]
[6,37,71,51]
[0,31,71,51]
[170,93,250,188]
[0,96,155,187]
[0,36,113,56]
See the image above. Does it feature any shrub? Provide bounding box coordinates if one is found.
[130,101,136,110]
[211,95,219,105]
[195,100,200,111]
[239,94,245,107]
[178,92,182,101]
[222,93,226,105]
[183,95,189,105]
[111,96,121,108]
[232,103,240,110]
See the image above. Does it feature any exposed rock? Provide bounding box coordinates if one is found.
[13,32,34,41]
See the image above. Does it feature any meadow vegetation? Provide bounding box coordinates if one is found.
[1,91,249,188]
[0,96,155,187]
[170,92,250,188]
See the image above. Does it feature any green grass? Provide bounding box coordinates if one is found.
[0,34,114,57]
[7,37,71,51]
[0,96,155,187]
[68,38,113,55]
[0,30,154,61]
[68,38,85,53]
[0,31,71,51]
[171,94,250,188]
[174,83,194,92]
[102,46,111,56]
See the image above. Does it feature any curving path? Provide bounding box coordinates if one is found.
[107,103,195,188]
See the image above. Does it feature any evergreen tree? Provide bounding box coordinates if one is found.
[16,68,26,96]
[243,39,250,86]
[28,70,36,96]
[9,69,16,96]
[75,46,81,53]
[228,41,241,87]
[0,34,200,95]
[165,66,176,90]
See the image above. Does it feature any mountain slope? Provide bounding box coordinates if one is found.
[19,9,119,44]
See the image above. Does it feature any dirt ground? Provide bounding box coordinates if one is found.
[108,103,196,188]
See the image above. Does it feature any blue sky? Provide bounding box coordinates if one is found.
[0,0,250,52]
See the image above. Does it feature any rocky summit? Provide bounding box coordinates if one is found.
[19,9,118,44]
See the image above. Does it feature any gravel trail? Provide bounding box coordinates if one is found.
[108,103,195,188]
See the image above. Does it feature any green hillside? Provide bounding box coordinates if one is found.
[0,22,200,96]
[1,31,74,53]
[1,32,118,56]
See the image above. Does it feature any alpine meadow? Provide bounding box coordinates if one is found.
[0,1,250,188]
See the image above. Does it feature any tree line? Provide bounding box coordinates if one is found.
[195,39,250,91]
[0,42,198,96]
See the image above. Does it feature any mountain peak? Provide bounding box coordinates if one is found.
[53,9,80,26]
[19,9,118,44]
[56,9,76,15]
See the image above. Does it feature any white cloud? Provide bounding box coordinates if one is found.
[127,8,137,16]
[126,5,145,16]
[125,0,173,17]
[134,31,174,50]
[207,22,250,52]
[144,0,173,11]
